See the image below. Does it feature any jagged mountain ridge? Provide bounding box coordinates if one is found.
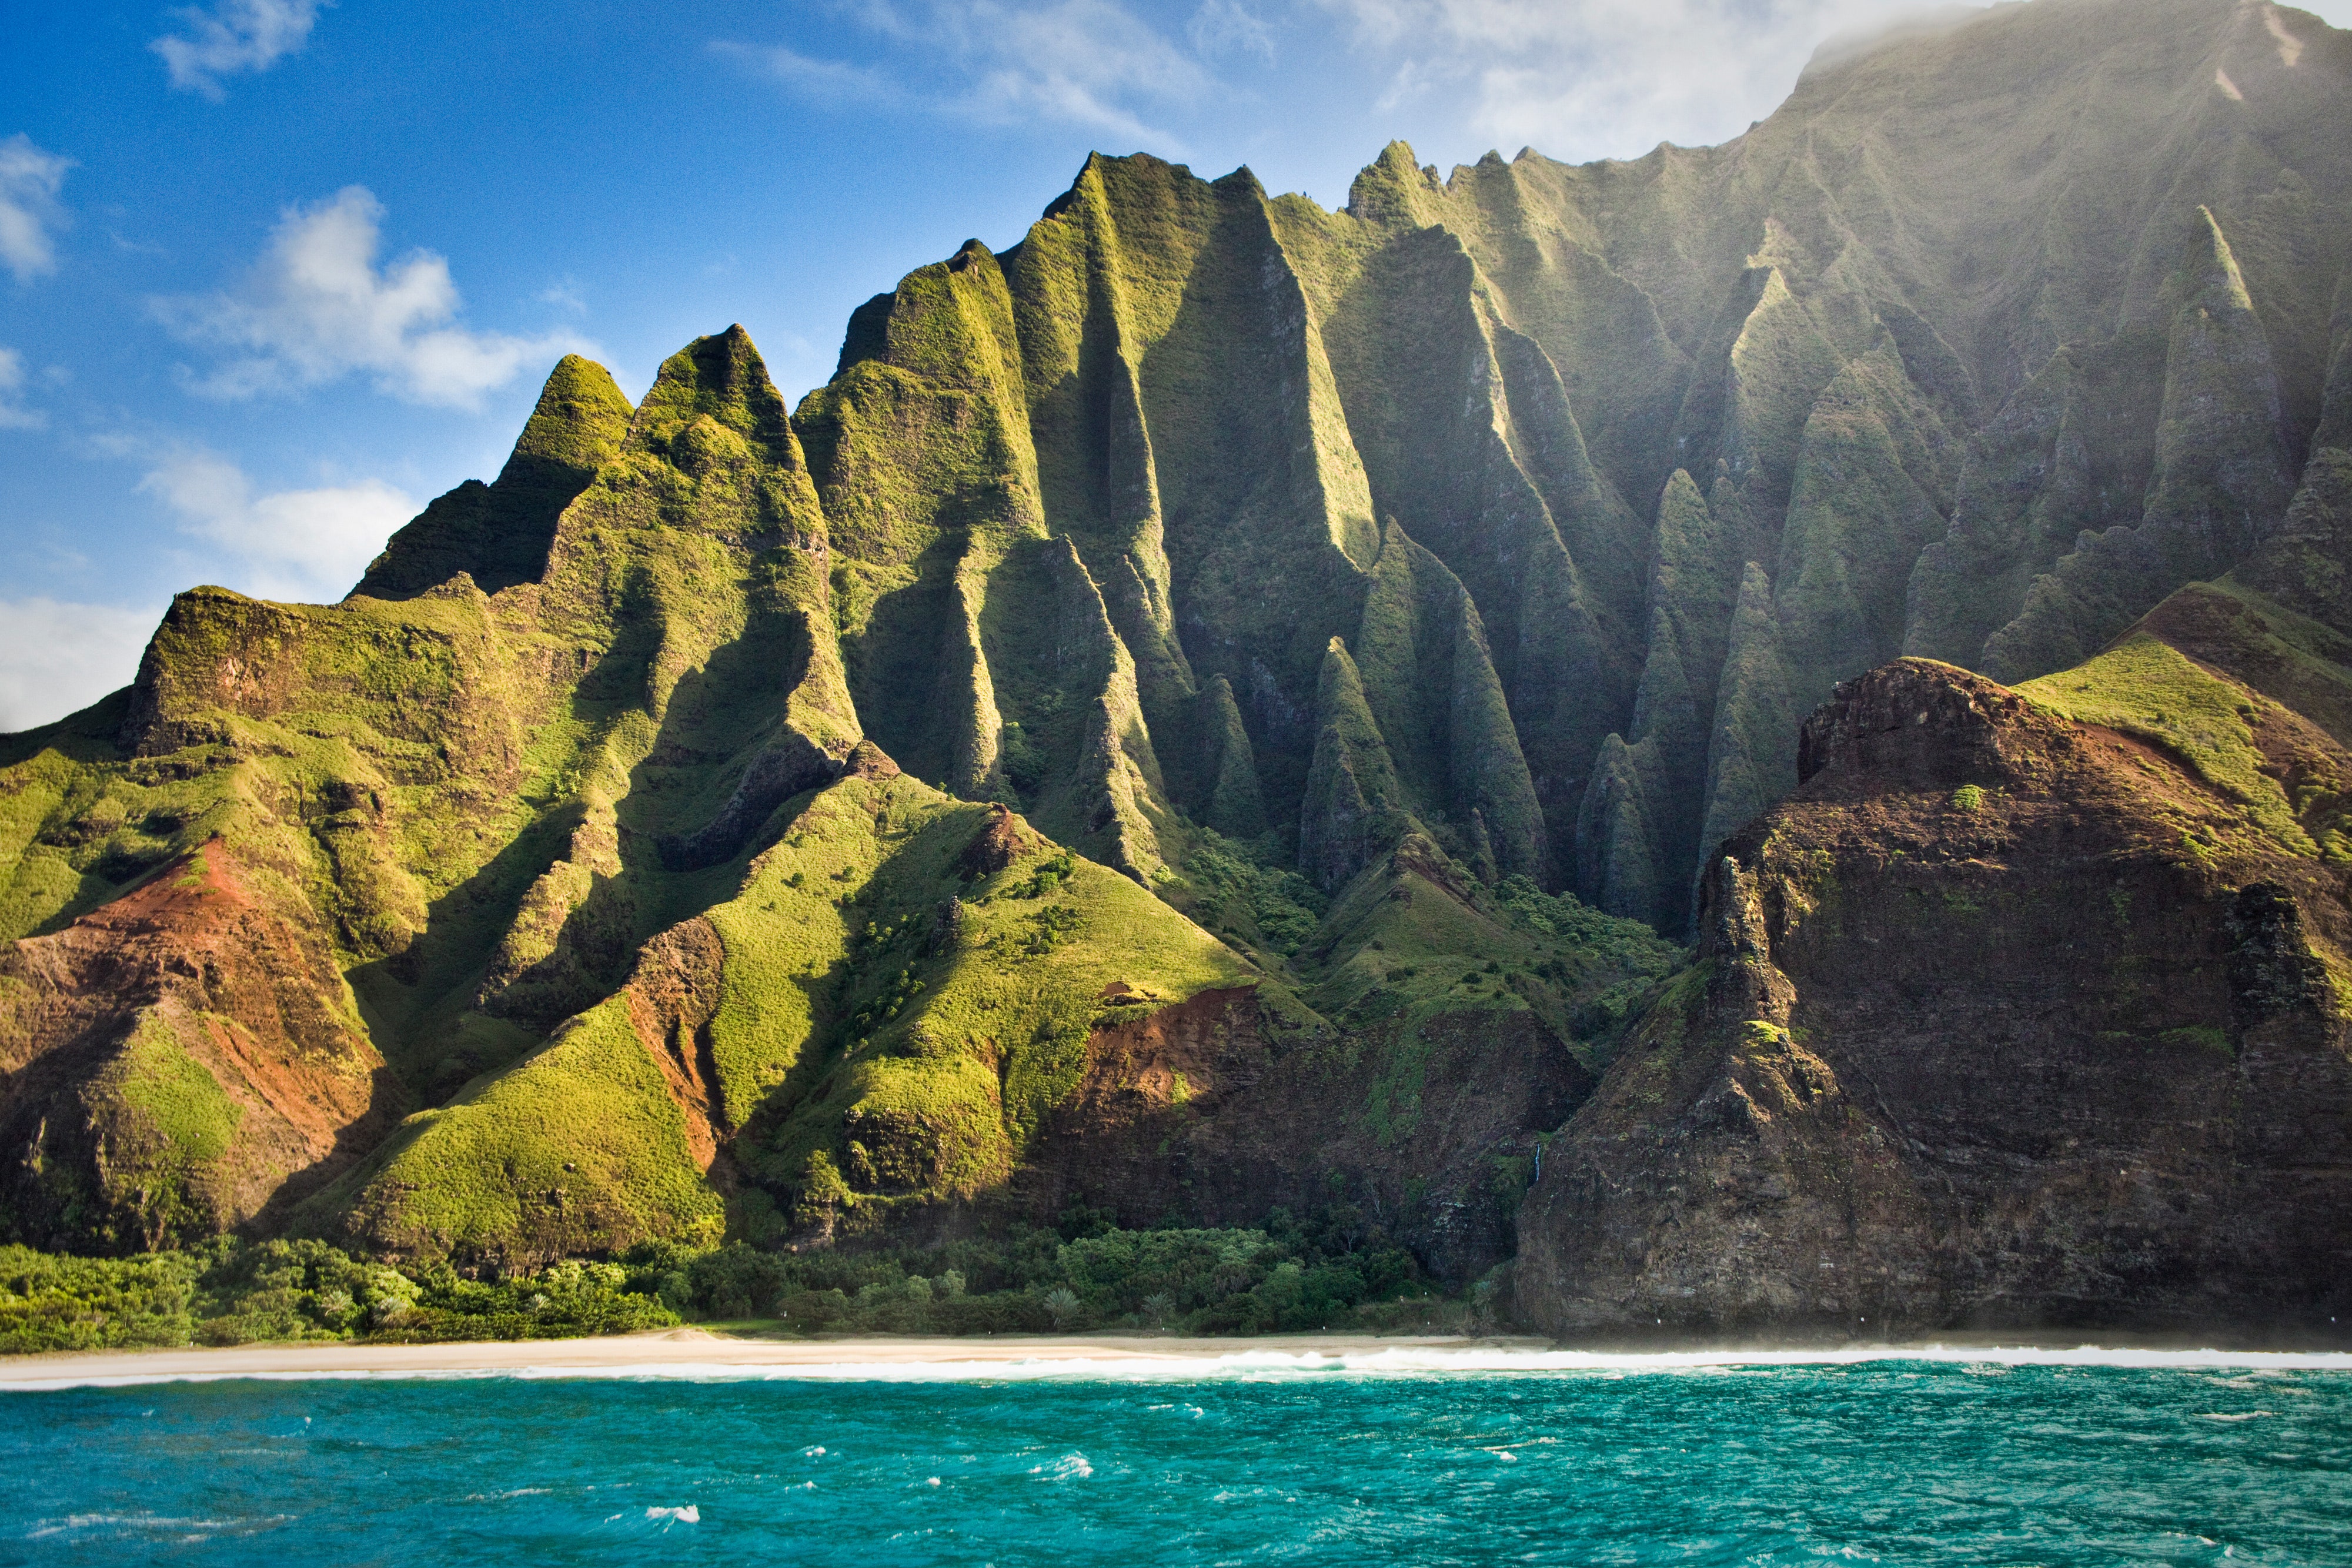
[325,0,2352,944]
[0,325,1671,1266]
[695,0,2351,932]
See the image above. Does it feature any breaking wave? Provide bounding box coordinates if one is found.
[24,1512,293,1540]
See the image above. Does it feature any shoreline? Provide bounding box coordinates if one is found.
[6,1328,2352,1389]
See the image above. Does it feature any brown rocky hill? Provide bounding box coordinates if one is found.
[1515,654,2352,1335]
[0,839,405,1251]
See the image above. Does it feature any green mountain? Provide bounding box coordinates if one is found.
[3,0,2349,1331]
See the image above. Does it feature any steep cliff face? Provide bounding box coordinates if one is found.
[1515,658,2352,1335]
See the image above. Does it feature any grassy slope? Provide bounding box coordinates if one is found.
[316,764,1259,1261]
[729,771,1253,1229]
[1285,833,1678,1068]
[325,990,727,1261]
[2019,634,2351,865]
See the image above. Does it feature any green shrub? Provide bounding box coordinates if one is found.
[0,1245,203,1354]
[0,1238,678,1355]
[1177,832,1329,955]
[1009,850,1077,900]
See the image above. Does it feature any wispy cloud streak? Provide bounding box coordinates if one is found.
[726,0,1221,147]
[0,347,45,429]
[1315,0,1976,159]
[136,447,416,603]
[0,599,164,733]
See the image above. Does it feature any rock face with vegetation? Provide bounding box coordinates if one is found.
[0,323,1668,1281]
[2,0,2349,1335]
[770,0,2352,937]
[1516,644,2352,1335]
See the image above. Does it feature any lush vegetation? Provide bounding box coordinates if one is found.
[0,1239,678,1355]
[653,1205,1452,1338]
[12,48,2343,1300]
[1281,835,1684,1061]
[1491,875,1685,1039]
[0,1206,1461,1355]
[1175,830,1330,956]
[320,766,1260,1261]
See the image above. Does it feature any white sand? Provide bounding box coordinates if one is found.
[6,1330,2349,1389]
[0,1330,1547,1389]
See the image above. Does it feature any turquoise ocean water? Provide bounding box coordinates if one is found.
[4,1348,2348,1564]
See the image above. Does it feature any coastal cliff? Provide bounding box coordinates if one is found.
[1515,657,2352,1335]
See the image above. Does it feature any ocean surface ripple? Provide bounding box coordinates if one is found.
[5,1352,2348,1563]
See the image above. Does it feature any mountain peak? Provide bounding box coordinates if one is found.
[1347,139,1439,225]
[352,352,630,601]
[630,325,796,463]
[509,354,633,474]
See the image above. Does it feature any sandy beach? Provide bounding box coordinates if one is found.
[8,1328,2351,1389]
[0,1330,1553,1389]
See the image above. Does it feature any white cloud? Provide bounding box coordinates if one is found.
[1190,0,1277,62]
[152,0,323,100]
[1313,0,1984,160]
[733,0,1211,145]
[151,186,590,410]
[0,134,72,283]
[0,599,163,733]
[0,347,43,429]
[138,449,416,603]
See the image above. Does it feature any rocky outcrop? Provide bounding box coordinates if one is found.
[1013,982,1599,1285]
[957,803,1033,880]
[1516,658,2352,1336]
[0,841,406,1251]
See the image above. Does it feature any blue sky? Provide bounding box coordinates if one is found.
[6,0,2347,730]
